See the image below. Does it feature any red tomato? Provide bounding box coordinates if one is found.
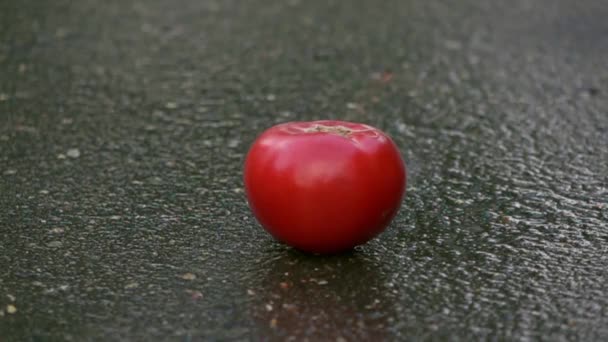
[244,120,406,254]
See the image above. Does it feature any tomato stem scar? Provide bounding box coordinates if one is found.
[305,125,353,136]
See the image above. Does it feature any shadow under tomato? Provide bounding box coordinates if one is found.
[247,245,395,341]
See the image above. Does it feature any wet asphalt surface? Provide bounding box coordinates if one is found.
[1,0,608,340]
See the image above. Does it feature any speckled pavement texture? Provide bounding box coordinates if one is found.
[1,0,607,340]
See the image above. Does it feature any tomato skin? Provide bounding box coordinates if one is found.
[244,120,406,254]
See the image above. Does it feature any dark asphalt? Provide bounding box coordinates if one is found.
[1,0,607,340]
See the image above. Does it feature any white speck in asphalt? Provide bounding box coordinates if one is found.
[66,148,80,158]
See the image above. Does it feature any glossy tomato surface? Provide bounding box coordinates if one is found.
[244,120,406,254]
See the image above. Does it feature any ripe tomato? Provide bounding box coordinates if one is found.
[244,120,406,254]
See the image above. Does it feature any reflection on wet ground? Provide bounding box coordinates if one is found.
[247,249,394,340]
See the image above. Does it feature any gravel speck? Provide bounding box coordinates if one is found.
[444,39,463,50]
[186,289,203,300]
[181,273,196,280]
[66,148,81,158]
[3,169,17,176]
[47,241,63,248]
[227,139,240,148]
[6,305,17,314]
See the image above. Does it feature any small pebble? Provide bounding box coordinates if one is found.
[181,273,196,280]
[66,148,80,158]
[186,290,203,300]
[149,177,163,185]
[57,154,66,159]
[50,227,64,234]
[227,139,240,148]
[165,102,178,109]
[125,282,139,289]
[444,39,462,50]
[39,190,49,195]
[282,303,297,311]
[6,305,17,314]
[47,241,63,248]
[3,169,16,176]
